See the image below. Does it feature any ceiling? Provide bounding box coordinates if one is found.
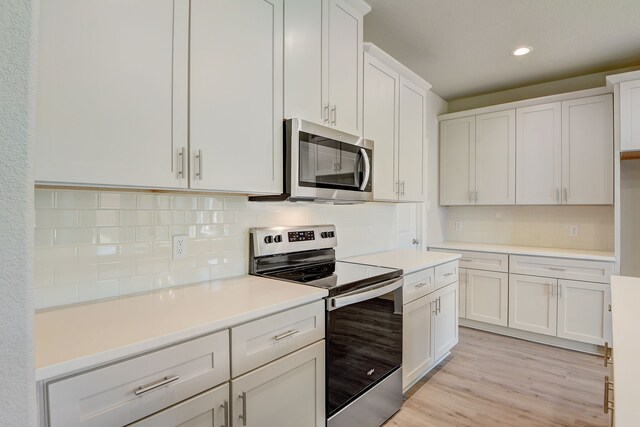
[363,0,640,100]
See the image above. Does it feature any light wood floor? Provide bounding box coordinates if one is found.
[386,327,611,427]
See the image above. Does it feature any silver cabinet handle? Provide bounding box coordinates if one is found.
[563,188,568,202]
[239,392,247,426]
[604,376,614,414]
[324,103,330,123]
[548,267,566,271]
[415,282,428,288]
[177,147,185,178]
[194,149,203,180]
[396,181,400,195]
[443,272,454,277]
[274,329,300,341]
[331,105,336,125]
[134,375,180,396]
[437,297,441,314]
[400,181,405,196]
[220,400,229,427]
[358,148,370,191]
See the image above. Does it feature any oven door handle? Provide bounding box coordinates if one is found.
[327,277,404,311]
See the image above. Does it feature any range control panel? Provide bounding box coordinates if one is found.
[250,225,338,257]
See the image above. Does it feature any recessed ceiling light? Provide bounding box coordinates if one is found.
[511,46,533,56]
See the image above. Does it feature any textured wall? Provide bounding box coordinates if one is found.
[34,189,399,308]
[444,205,614,251]
[0,0,37,424]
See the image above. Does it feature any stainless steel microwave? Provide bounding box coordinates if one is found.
[251,118,373,203]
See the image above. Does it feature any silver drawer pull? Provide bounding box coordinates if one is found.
[274,329,300,341]
[548,267,566,271]
[239,392,247,426]
[443,272,454,277]
[221,400,229,427]
[415,282,429,288]
[134,375,180,396]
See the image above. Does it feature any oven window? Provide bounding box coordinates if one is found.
[326,289,402,417]
[298,131,371,191]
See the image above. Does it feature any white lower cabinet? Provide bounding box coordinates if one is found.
[231,341,325,427]
[557,280,611,345]
[402,268,459,391]
[465,269,509,327]
[130,383,230,427]
[508,274,557,336]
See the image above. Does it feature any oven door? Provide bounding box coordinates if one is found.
[288,118,373,202]
[325,277,403,418]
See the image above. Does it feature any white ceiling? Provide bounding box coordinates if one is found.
[363,0,640,100]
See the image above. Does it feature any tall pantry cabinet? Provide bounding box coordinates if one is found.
[35,0,284,195]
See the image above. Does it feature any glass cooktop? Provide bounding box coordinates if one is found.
[260,261,401,295]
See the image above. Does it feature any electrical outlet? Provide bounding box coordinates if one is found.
[455,221,463,232]
[569,224,579,237]
[172,235,187,259]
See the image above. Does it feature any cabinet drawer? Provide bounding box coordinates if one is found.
[47,330,230,427]
[231,301,325,378]
[435,261,459,289]
[434,249,508,272]
[403,268,435,304]
[509,255,613,283]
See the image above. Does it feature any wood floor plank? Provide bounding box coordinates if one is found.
[387,327,610,427]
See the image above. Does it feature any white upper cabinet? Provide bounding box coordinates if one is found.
[516,102,562,204]
[190,0,283,194]
[363,44,429,202]
[398,77,427,202]
[440,116,476,205]
[440,110,514,205]
[35,0,189,189]
[284,0,369,136]
[363,52,400,201]
[475,110,516,205]
[620,79,640,152]
[561,94,613,204]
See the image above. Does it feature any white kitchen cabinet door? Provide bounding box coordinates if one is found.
[459,268,467,318]
[363,52,400,201]
[327,0,363,136]
[284,0,324,124]
[475,110,516,205]
[557,280,611,345]
[129,383,229,427]
[190,0,283,194]
[433,283,459,361]
[35,0,188,189]
[398,77,427,202]
[508,274,557,337]
[440,117,476,205]
[561,95,613,205]
[465,269,508,327]
[620,79,640,152]
[402,295,434,390]
[231,341,325,427]
[515,102,562,204]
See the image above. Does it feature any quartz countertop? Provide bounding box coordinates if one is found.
[344,249,461,274]
[610,275,640,426]
[428,241,615,262]
[35,275,327,381]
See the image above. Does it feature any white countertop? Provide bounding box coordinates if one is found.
[610,275,640,426]
[344,249,461,274]
[428,241,616,262]
[35,275,327,381]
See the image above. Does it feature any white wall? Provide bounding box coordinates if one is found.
[34,189,399,308]
[0,0,37,424]
[425,90,448,244]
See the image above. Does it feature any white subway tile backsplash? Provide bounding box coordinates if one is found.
[56,190,98,209]
[34,189,399,308]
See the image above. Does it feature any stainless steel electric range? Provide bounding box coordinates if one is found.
[249,225,403,427]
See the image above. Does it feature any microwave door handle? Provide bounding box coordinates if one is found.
[327,277,403,311]
[359,148,370,191]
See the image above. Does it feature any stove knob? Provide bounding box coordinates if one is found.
[320,232,328,238]
[329,231,335,238]
[274,235,283,243]
[264,235,273,244]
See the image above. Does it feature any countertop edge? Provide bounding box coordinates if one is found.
[428,242,616,262]
[35,291,326,382]
[344,249,462,274]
